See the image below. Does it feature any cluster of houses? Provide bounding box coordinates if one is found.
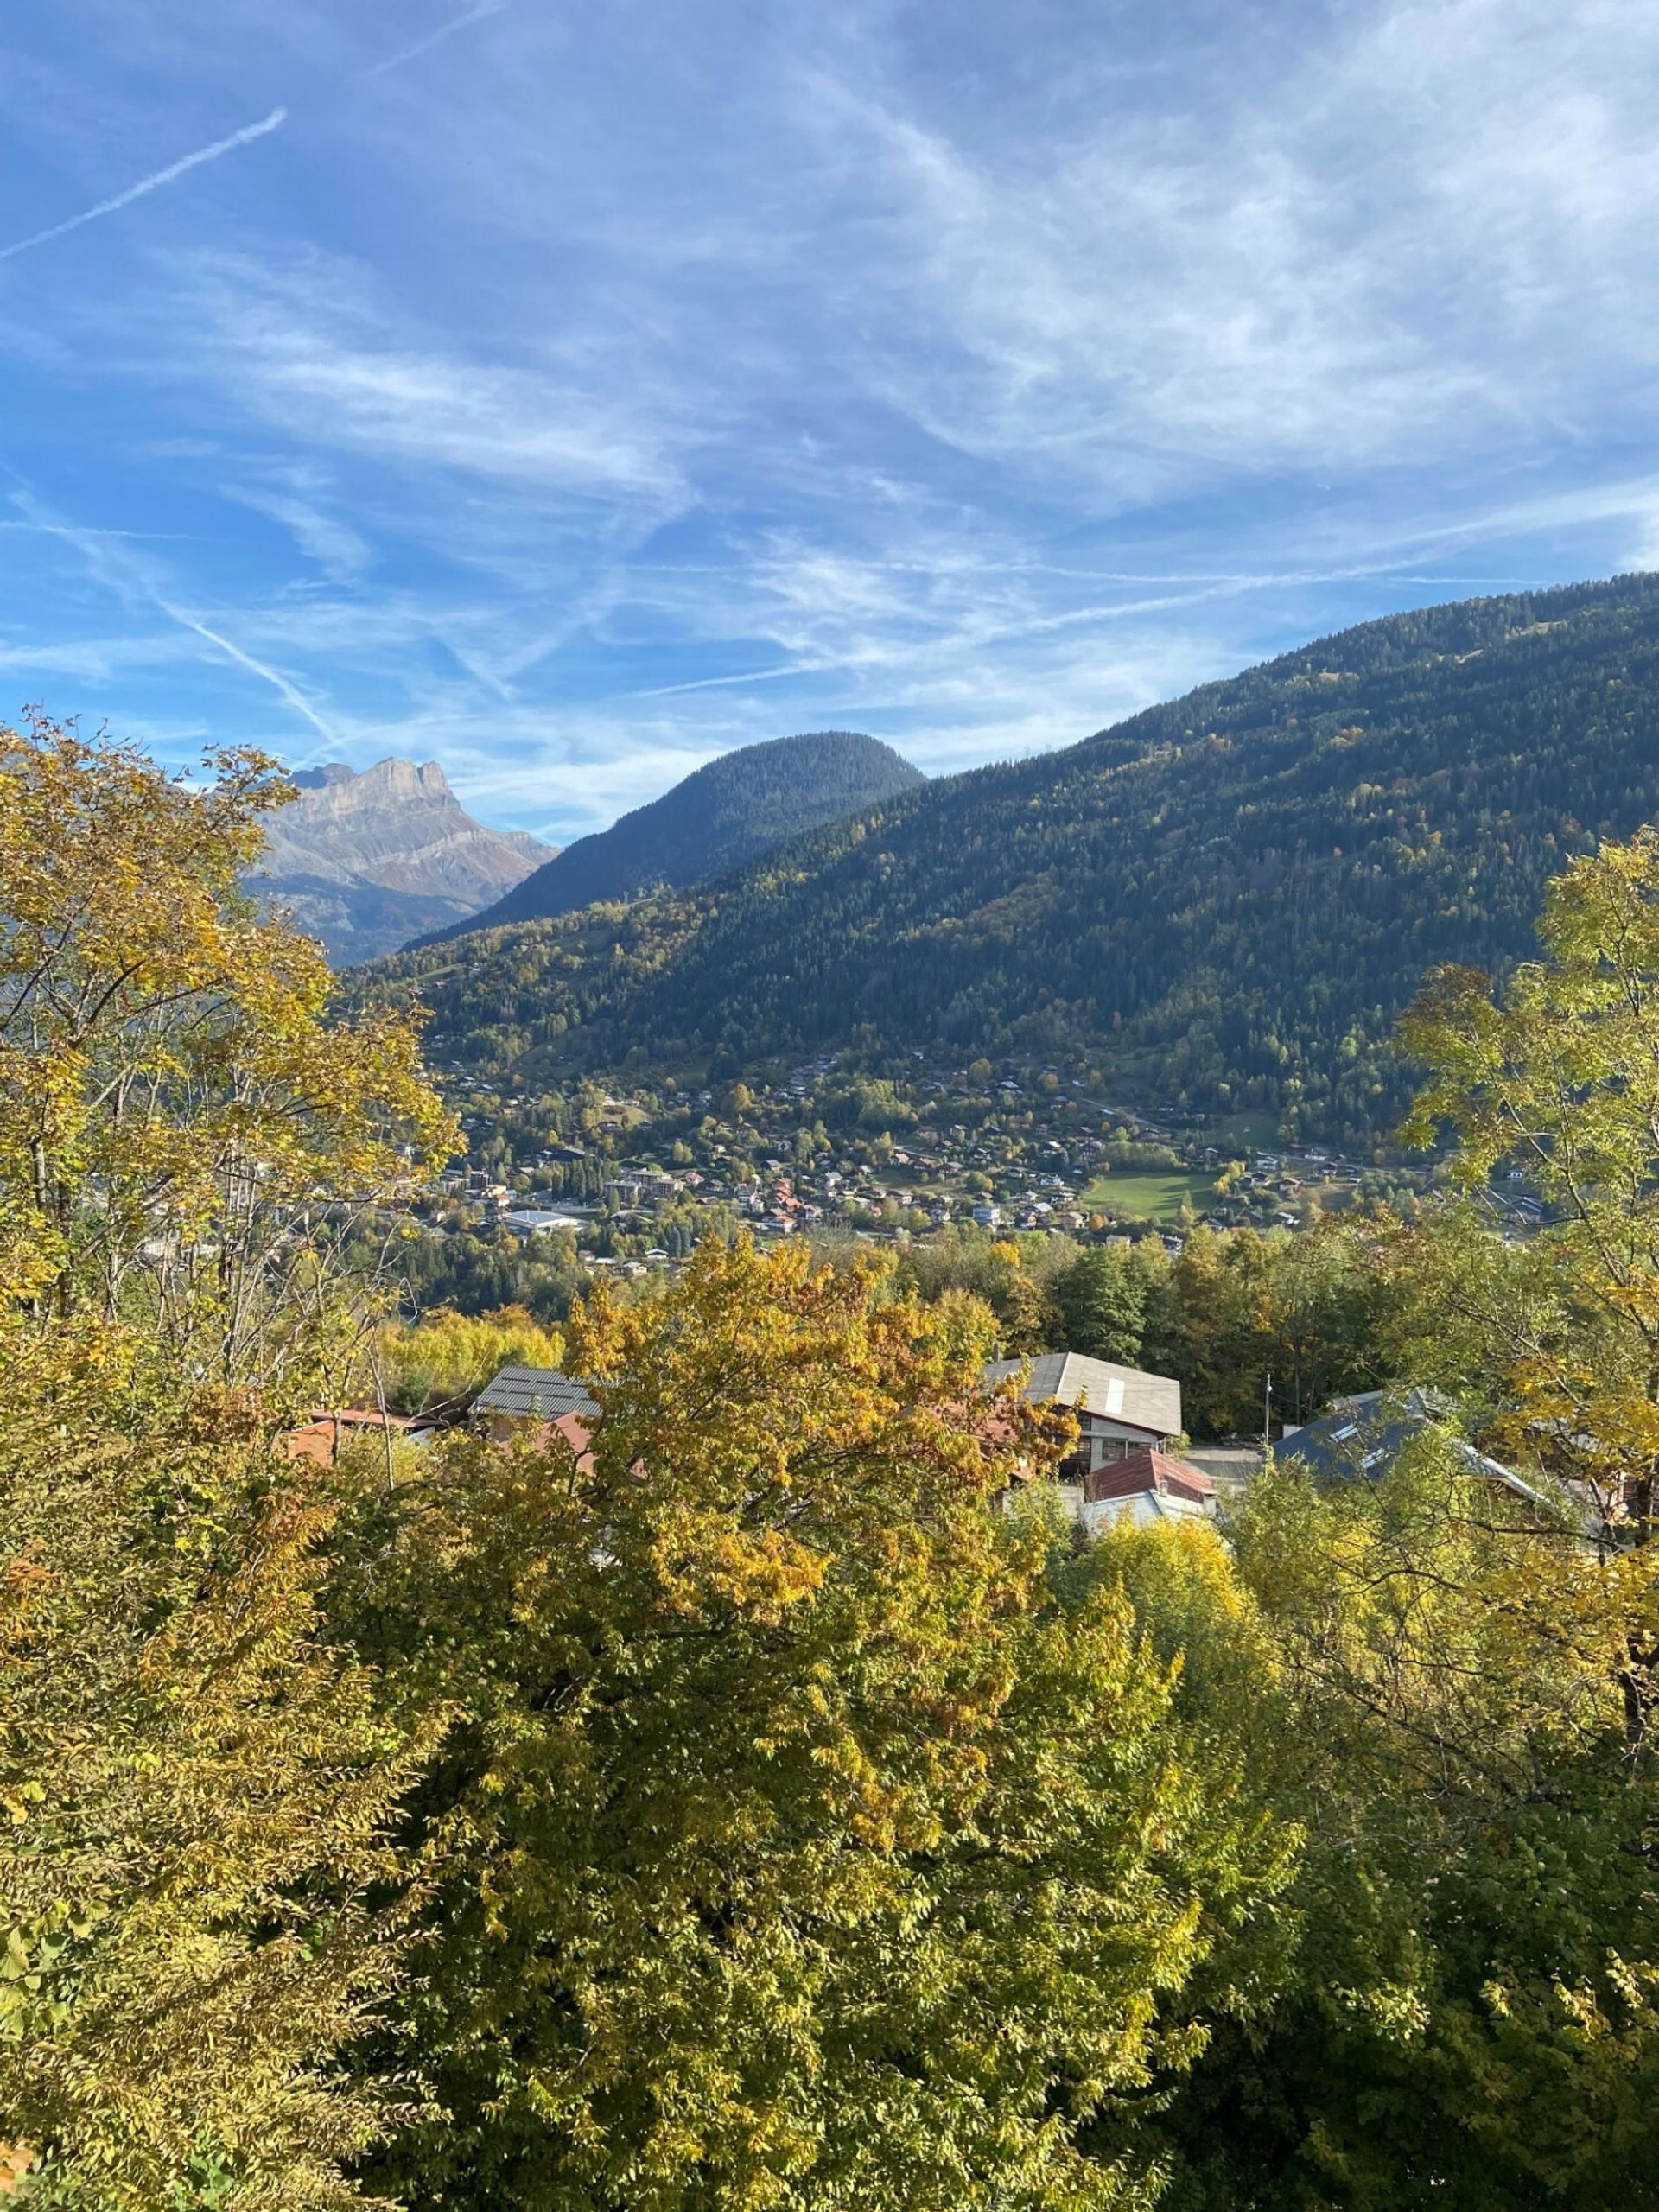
[433,1052,1432,1268]
[289,1344,1591,1542]
[437,1347,1227,1529]
[454,1348,1224,1530]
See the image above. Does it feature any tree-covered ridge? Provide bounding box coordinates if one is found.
[424,729,922,943]
[382,575,1659,1142]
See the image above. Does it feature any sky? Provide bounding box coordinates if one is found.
[2,0,1658,843]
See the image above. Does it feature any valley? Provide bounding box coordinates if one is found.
[365,575,1659,1151]
[13,3,1659,2199]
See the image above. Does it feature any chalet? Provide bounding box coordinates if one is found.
[984,1351,1182,1472]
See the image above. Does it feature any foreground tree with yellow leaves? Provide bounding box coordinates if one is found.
[0,712,456,1397]
[1398,827,1659,1535]
[0,721,457,2203]
[341,1238,1295,2212]
[0,1344,439,2210]
[1395,827,1659,1753]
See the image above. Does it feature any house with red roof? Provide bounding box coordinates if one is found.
[1078,1447,1216,1535]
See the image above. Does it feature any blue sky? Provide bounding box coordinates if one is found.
[2,0,1657,842]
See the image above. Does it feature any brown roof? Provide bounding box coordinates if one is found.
[1083,1448,1214,1505]
[523,1408,596,1473]
[278,1408,417,1467]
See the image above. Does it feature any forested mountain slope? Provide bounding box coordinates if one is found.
[420,729,922,942]
[370,576,1659,1143]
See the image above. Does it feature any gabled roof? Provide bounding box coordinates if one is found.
[1084,1447,1214,1504]
[982,1351,1181,1440]
[474,1363,601,1421]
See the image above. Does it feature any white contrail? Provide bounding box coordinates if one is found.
[0,107,287,264]
[155,596,339,744]
[361,2,510,79]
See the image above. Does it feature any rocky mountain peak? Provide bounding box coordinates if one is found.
[250,756,552,965]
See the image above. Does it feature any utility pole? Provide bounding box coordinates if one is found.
[1262,1370,1273,1447]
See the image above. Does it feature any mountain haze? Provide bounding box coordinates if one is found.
[365,576,1659,1147]
[251,758,551,965]
[428,730,923,942]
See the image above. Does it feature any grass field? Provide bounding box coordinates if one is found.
[1081,1169,1216,1222]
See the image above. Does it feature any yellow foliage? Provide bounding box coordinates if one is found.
[0,714,458,1395]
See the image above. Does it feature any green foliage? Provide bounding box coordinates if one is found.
[1152,1440,1659,2211]
[340,1241,1291,2212]
[370,577,1659,1145]
[1143,1224,1390,1438]
[0,1339,434,2209]
[1053,1245,1158,1365]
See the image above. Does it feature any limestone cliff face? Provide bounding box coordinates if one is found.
[249,758,551,964]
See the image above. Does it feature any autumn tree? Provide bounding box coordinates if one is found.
[893,1226,1065,1356]
[1155,1440,1659,2211]
[0,1344,437,2209]
[1397,828,1659,1534]
[0,714,456,1398]
[373,1302,566,1417]
[0,721,458,2202]
[340,1238,1293,2212]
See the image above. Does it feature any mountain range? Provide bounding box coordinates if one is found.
[423,730,924,942]
[249,759,551,964]
[363,574,1659,1148]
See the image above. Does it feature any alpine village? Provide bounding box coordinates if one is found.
[6,11,1659,2212]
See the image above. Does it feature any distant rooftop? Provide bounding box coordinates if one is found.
[1277,1388,1548,1505]
[474,1363,601,1421]
[982,1351,1180,1439]
[1083,1446,1213,1504]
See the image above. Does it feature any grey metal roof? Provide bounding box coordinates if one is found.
[1276,1389,1547,1504]
[474,1363,601,1421]
[982,1351,1181,1440]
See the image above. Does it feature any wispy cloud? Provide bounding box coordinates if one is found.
[3,0,1658,837]
[14,493,340,744]
[359,0,512,81]
[0,106,286,263]
[172,251,692,507]
[221,477,374,580]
